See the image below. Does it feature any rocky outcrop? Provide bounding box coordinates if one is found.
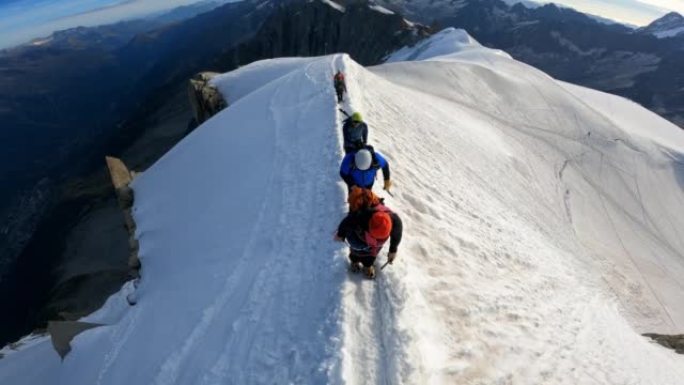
[188,72,227,125]
[48,321,102,359]
[644,333,684,354]
[105,157,140,281]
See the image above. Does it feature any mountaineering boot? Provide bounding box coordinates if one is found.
[350,262,362,273]
[364,265,376,279]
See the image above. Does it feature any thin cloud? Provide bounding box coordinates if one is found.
[50,0,140,22]
[546,0,683,25]
[0,0,228,49]
[635,0,684,14]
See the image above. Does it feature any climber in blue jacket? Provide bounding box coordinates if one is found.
[340,146,392,192]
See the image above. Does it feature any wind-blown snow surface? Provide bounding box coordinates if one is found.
[2,28,684,384]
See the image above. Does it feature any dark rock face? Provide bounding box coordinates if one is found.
[222,0,431,66]
[375,0,684,129]
[0,178,53,282]
[644,333,684,354]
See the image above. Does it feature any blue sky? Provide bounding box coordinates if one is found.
[1,0,684,49]
[0,0,221,49]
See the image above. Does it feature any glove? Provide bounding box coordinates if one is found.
[333,231,344,242]
[383,179,392,191]
[387,252,397,264]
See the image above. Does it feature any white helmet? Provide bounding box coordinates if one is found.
[354,149,372,171]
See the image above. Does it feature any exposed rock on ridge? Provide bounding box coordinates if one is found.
[189,72,227,125]
[644,333,684,354]
[105,156,140,278]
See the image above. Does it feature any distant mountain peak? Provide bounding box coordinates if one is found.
[639,11,684,38]
[659,11,683,20]
[649,11,684,28]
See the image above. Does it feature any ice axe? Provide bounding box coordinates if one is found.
[339,108,351,118]
[380,260,391,270]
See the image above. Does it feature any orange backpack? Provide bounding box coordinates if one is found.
[348,186,381,212]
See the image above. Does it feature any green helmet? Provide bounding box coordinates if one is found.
[351,112,363,123]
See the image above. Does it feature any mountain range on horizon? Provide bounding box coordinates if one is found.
[375,0,684,125]
[637,11,684,38]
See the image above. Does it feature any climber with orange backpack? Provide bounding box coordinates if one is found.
[347,185,382,212]
[334,187,403,278]
[333,70,347,103]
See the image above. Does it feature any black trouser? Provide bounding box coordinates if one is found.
[336,88,344,102]
[349,253,376,267]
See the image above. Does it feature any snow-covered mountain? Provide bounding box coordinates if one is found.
[639,12,684,39]
[372,0,684,129]
[2,28,684,384]
[500,0,540,9]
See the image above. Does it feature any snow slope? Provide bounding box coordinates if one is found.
[2,28,684,384]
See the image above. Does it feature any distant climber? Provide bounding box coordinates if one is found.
[342,112,368,153]
[340,146,392,192]
[334,70,347,103]
[334,189,403,278]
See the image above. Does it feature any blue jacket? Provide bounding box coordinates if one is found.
[340,150,390,189]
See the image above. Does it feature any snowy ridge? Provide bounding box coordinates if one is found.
[369,4,394,15]
[320,0,345,13]
[386,27,511,63]
[209,57,320,103]
[653,26,684,38]
[2,28,684,384]
[501,0,540,9]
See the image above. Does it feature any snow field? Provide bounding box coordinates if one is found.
[131,56,350,385]
[338,29,684,382]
